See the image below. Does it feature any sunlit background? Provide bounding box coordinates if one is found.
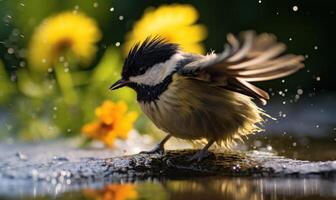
[0,0,336,158]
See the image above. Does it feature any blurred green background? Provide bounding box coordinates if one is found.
[1,0,335,89]
[0,0,335,144]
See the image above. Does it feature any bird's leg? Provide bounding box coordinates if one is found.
[188,139,215,162]
[140,135,171,155]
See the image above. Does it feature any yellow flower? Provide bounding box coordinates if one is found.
[29,11,101,70]
[82,101,138,147]
[123,4,207,55]
[83,184,138,200]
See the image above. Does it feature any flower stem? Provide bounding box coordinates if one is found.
[54,64,78,105]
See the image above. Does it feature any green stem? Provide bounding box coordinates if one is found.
[54,64,78,105]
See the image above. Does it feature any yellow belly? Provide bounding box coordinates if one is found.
[139,75,266,146]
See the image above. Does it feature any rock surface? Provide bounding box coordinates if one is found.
[1,142,336,197]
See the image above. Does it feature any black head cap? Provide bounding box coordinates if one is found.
[121,37,179,79]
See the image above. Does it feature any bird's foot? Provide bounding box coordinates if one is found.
[139,144,165,155]
[188,150,213,162]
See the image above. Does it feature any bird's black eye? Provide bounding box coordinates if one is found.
[138,67,146,74]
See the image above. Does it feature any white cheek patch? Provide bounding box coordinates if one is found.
[129,53,184,86]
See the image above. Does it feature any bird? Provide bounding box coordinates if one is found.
[110,31,304,161]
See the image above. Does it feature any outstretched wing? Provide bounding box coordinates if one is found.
[179,31,304,104]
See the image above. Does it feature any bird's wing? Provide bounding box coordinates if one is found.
[179,31,304,104]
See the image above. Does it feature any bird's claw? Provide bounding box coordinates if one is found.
[139,144,164,155]
[188,150,213,162]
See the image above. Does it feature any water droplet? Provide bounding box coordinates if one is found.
[316,125,320,128]
[93,2,98,8]
[292,142,297,147]
[314,46,318,50]
[20,2,25,6]
[19,61,25,67]
[297,89,303,95]
[10,74,16,82]
[279,111,283,117]
[3,15,12,24]
[316,76,321,81]
[119,15,124,20]
[293,6,298,12]
[53,106,58,111]
[266,145,272,151]
[48,68,53,73]
[31,169,39,179]
[258,0,262,3]
[281,79,285,83]
[289,37,292,41]
[115,42,120,47]
[7,48,14,54]
[110,7,114,12]
[282,101,286,105]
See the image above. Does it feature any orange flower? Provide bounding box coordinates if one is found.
[82,101,138,147]
[83,184,138,200]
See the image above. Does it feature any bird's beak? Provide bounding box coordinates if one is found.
[109,79,129,90]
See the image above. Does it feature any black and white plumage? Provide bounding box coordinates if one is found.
[110,31,304,161]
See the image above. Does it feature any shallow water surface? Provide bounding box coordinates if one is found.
[0,137,336,200]
[2,177,336,200]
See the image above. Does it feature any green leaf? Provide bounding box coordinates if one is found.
[0,60,15,103]
[17,69,52,98]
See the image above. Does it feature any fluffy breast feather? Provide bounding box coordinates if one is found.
[139,74,268,148]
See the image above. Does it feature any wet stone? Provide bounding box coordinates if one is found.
[52,156,69,162]
[15,152,28,160]
[0,142,336,197]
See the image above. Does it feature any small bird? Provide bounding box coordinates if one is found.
[110,31,304,161]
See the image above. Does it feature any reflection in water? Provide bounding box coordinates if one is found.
[163,177,336,200]
[2,177,336,200]
[74,177,336,200]
[83,184,137,200]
